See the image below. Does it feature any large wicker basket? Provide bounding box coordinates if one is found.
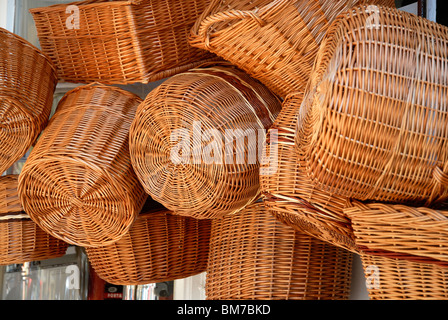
[86,201,211,285]
[205,201,353,300]
[260,91,357,253]
[0,175,68,265]
[294,6,448,206]
[129,63,282,219]
[345,201,448,299]
[0,27,57,175]
[30,0,217,84]
[18,83,147,247]
[189,0,395,98]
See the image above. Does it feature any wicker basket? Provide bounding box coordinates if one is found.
[189,0,395,98]
[0,27,57,175]
[294,6,448,206]
[205,201,353,300]
[18,83,148,247]
[345,201,448,299]
[86,202,211,285]
[0,175,68,265]
[30,0,217,85]
[129,63,282,219]
[260,91,357,253]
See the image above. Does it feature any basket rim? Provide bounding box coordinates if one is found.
[29,0,142,14]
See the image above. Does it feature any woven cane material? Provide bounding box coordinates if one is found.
[189,0,395,98]
[0,175,68,265]
[260,91,357,253]
[18,84,147,247]
[129,63,282,219]
[0,27,57,174]
[30,0,217,85]
[205,201,353,300]
[295,6,448,206]
[86,203,211,285]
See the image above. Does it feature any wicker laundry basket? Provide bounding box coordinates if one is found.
[260,91,357,253]
[30,0,217,84]
[345,201,448,300]
[294,6,448,206]
[189,0,395,98]
[129,63,282,219]
[0,27,57,175]
[0,175,68,265]
[86,201,211,285]
[205,201,353,300]
[18,83,147,247]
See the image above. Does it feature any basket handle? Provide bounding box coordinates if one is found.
[196,9,266,49]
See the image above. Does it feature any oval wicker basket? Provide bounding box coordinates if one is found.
[86,202,211,285]
[345,201,448,299]
[189,0,395,98]
[129,63,282,219]
[0,27,57,175]
[260,91,357,253]
[0,175,68,265]
[30,0,217,85]
[205,201,353,300]
[18,83,148,247]
[295,6,448,206]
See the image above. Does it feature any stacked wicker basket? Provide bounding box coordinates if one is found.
[1,0,448,301]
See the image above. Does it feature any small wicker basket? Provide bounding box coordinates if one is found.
[30,0,217,84]
[0,27,57,174]
[205,201,353,300]
[129,63,282,219]
[86,202,211,285]
[190,0,395,98]
[0,175,68,265]
[18,83,147,247]
[345,201,448,299]
[295,6,448,206]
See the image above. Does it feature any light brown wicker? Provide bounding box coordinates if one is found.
[129,63,282,219]
[30,0,217,85]
[0,27,57,175]
[345,201,448,300]
[295,5,448,206]
[205,201,353,300]
[18,83,147,247]
[86,201,211,285]
[189,0,395,98]
[0,175,68,265]
[260,91,357,253]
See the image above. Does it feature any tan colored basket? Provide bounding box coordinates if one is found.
[30,0,217,85]
[345,201,448,299]
[86,202,211,285]
[189,0,395,98]
[295,6,448,206]
[0,27,57,174]
[18,83,148,247]
[0,175,68,265]
[205,201,353,300]
[260,91,357,253]
[129,63,282,219]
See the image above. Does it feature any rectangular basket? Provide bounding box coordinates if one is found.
[30,0,217,84]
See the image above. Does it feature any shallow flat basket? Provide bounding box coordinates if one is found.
[345,201,448,300]
[205,201,353,300]
[86,203,211,285]
[189,0,395,98]
[0,27,57,174]
[295,6,448,206]
[261,91,357,253]
[0,175,68,265]
[18,83,147,247]
[129,63,282,219]
[30,0,217,84]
